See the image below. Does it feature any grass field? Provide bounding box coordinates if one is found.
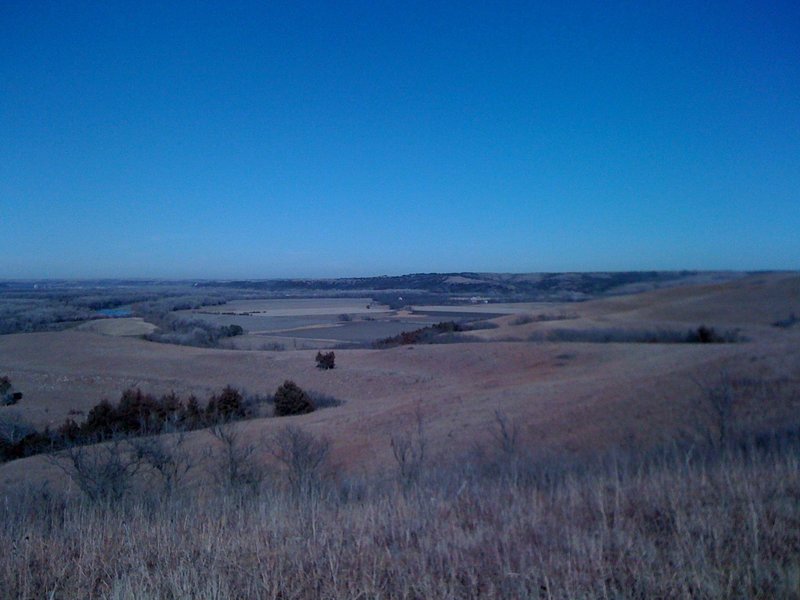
[2,432,798,598]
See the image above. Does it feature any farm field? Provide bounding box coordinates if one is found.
[175,299,501,346]
[193,297,389,316]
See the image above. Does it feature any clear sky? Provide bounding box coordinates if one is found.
[2,1,798,278]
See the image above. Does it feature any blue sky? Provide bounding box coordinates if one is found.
[2,1,798,278]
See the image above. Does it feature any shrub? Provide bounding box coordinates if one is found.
[315,351,335,370]
[130,433,193,496]
[206,386,248,423]
[48,438,143,503]
[686,325,739,343]
[391,410,426,490]
[307,391,343,409]
[181,396,204,429]
[221,324,244,337]
[0,376,22,406]
[81,399,117,439]
[772,313,798,329]
[116,388,167,433]
[0,413,37,458]
[274,381,315,417]
[375,321,464,348]
[270,426,331,496]
[209,424,264,494]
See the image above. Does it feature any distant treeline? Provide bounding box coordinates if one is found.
[374,322,469,348]
[0,286,229,335]
[1,387,249,462]
[0,384,340,463]
[196,271,699,300]
[528,325,741,344]
[142,317,243,347]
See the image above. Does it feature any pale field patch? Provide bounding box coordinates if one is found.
[75,317,157,337]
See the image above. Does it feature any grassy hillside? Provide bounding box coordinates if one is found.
[1,429,798,599]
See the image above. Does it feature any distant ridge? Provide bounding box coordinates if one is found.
[196,271,750,303]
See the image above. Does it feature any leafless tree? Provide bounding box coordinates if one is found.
[694,370,737,447]
[390,402,426,489]
[209,423,264,494]
[492,410,518,457]
[48,437,143,503]
[130,432,193,497]
[270,426,331,497]
[0,411,36,446]
[490,409,523,485]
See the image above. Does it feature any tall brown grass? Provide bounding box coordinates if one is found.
[2,430,799,599]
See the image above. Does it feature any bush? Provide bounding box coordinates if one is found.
[686,325,739,344]
[48,439,143,504]
[0,376,22,406]
[307,391,343,409]
[206,386,248,423]
[315,351,335,370]
[220,324,244,337]
[375,321,464,348]
[210,424,264,494]
[274,381,315,417]
[772,313,798,329]
[270,426,331,496]
[143,317,244,348]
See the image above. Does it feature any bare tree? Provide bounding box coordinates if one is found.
[270,426,331,497]
[490,410,523,485]
[390,403,426,490]
[209,423,264,494]
[694,370,737,447]
[48,437,143,503]
[0,411,36,446]
[130,432,193,497]
[492,410,518,458]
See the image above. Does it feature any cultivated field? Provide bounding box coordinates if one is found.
[194,297,388,316]
[175,298,504,347]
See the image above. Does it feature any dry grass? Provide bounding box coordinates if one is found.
[1,432,799,599]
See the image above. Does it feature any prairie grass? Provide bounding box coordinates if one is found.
[1,431,799,599]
